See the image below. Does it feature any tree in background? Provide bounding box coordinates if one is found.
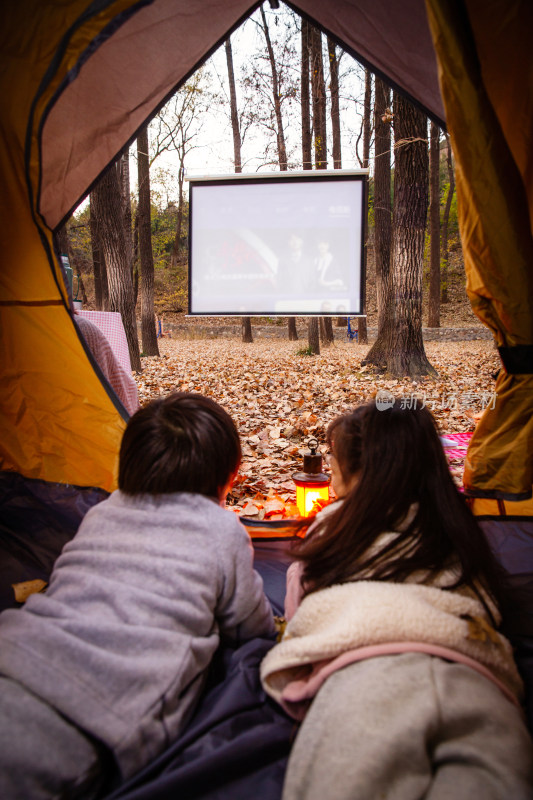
[310,25,334,347]
[91,162,142,372]
[441,133,455,303]
[364,78,393,367]
[137,124,160,357]
[88,195,109,310]
[225,36,253,344]
[382,93,435,377]
[151,71,208,270]
[301,18,312,172]
[357,68,372,345]
[117,147,135,292]
[428,120,440,327]
[299,17,318,352]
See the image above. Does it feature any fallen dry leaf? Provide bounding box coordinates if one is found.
[136,338,499,508]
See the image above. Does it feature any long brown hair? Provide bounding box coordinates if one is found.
[295,401,511,621]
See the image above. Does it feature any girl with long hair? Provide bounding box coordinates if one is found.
[262,400,533,799]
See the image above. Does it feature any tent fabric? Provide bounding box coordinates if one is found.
[0,3,532,523]
[424,0,533,499]
[0,0,445,495]
[38,0,445,231]
[0,472,108,613]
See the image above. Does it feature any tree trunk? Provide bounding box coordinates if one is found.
[357,69,372,346]
[260,6,287,170]
[137,125,160,357]
[89,195,109,310]
[170,165,185,269]
[118,147,134,286]
[77,273,88,306]
[308,317,320,355]
[310,25,328,345]
[382,93,435,378]
[364,78,393,367]
[326,38,344,343]
[441,133,454,303]
[242,317,253,343]
[428,121,440,328]
[288,317,298,340]
[132,213,139,306]
[301,19,312,171]
[225,39,242,175]
[226,36,252,344]
[320,316,334,346]
[310,25,327,170]
[328,38,341,170]
[300,19,313,350]
[91,162,142,373]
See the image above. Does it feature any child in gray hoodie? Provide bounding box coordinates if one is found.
[0,392,274,799]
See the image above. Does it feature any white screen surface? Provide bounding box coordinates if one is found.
[188,173,366,315]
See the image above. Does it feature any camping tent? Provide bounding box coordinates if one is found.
[1,0,532,794]
[0,0,531,505]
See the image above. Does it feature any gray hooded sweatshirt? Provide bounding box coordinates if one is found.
[0,491,274,779]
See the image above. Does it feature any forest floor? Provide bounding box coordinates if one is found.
[134,337,499,515]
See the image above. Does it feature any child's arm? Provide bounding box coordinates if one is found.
[285,561,304,621]
[216,520,275,642]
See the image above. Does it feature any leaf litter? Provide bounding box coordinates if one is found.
[135,338,499,514]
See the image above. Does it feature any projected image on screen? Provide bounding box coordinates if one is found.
[188,173,366,315]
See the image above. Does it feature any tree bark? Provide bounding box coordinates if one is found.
[260,6,288,171]
[308,317,320,354]
[383,93,435,378]
[301,19,312,171]
[428,121,440,328]
[89,195,109,310]
[118,147,134,285]
[288,317,298,340]
[364,78,392,367]
[91,162,142,373]
[328,40,347,332]
[226,36,253,344]
[132,213,139,306]
[225,39,242,174]
[242,317,253,343]
[170,166,185,269]
[328,38,341,170]
[441,133,454,303]
[320,316,334,346]
[358,69,372,345]
[137,125,160,357]
[310,25,329,345]
[310,25,327,170]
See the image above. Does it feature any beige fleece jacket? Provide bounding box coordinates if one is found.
[261,577,524,718]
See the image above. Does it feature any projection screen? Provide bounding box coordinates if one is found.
[188,170,368,316]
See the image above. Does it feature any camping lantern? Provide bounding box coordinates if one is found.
[293,437,330,517]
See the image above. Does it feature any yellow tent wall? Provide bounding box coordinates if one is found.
[425,0,533,500]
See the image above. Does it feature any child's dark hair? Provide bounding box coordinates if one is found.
[119,392,241,498]
[296,400,512,623]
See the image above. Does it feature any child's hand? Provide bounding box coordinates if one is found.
[273,616,287,642]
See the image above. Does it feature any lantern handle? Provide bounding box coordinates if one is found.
[307,437,318,454]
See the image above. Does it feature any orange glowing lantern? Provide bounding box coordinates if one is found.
[293,437,330,517]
